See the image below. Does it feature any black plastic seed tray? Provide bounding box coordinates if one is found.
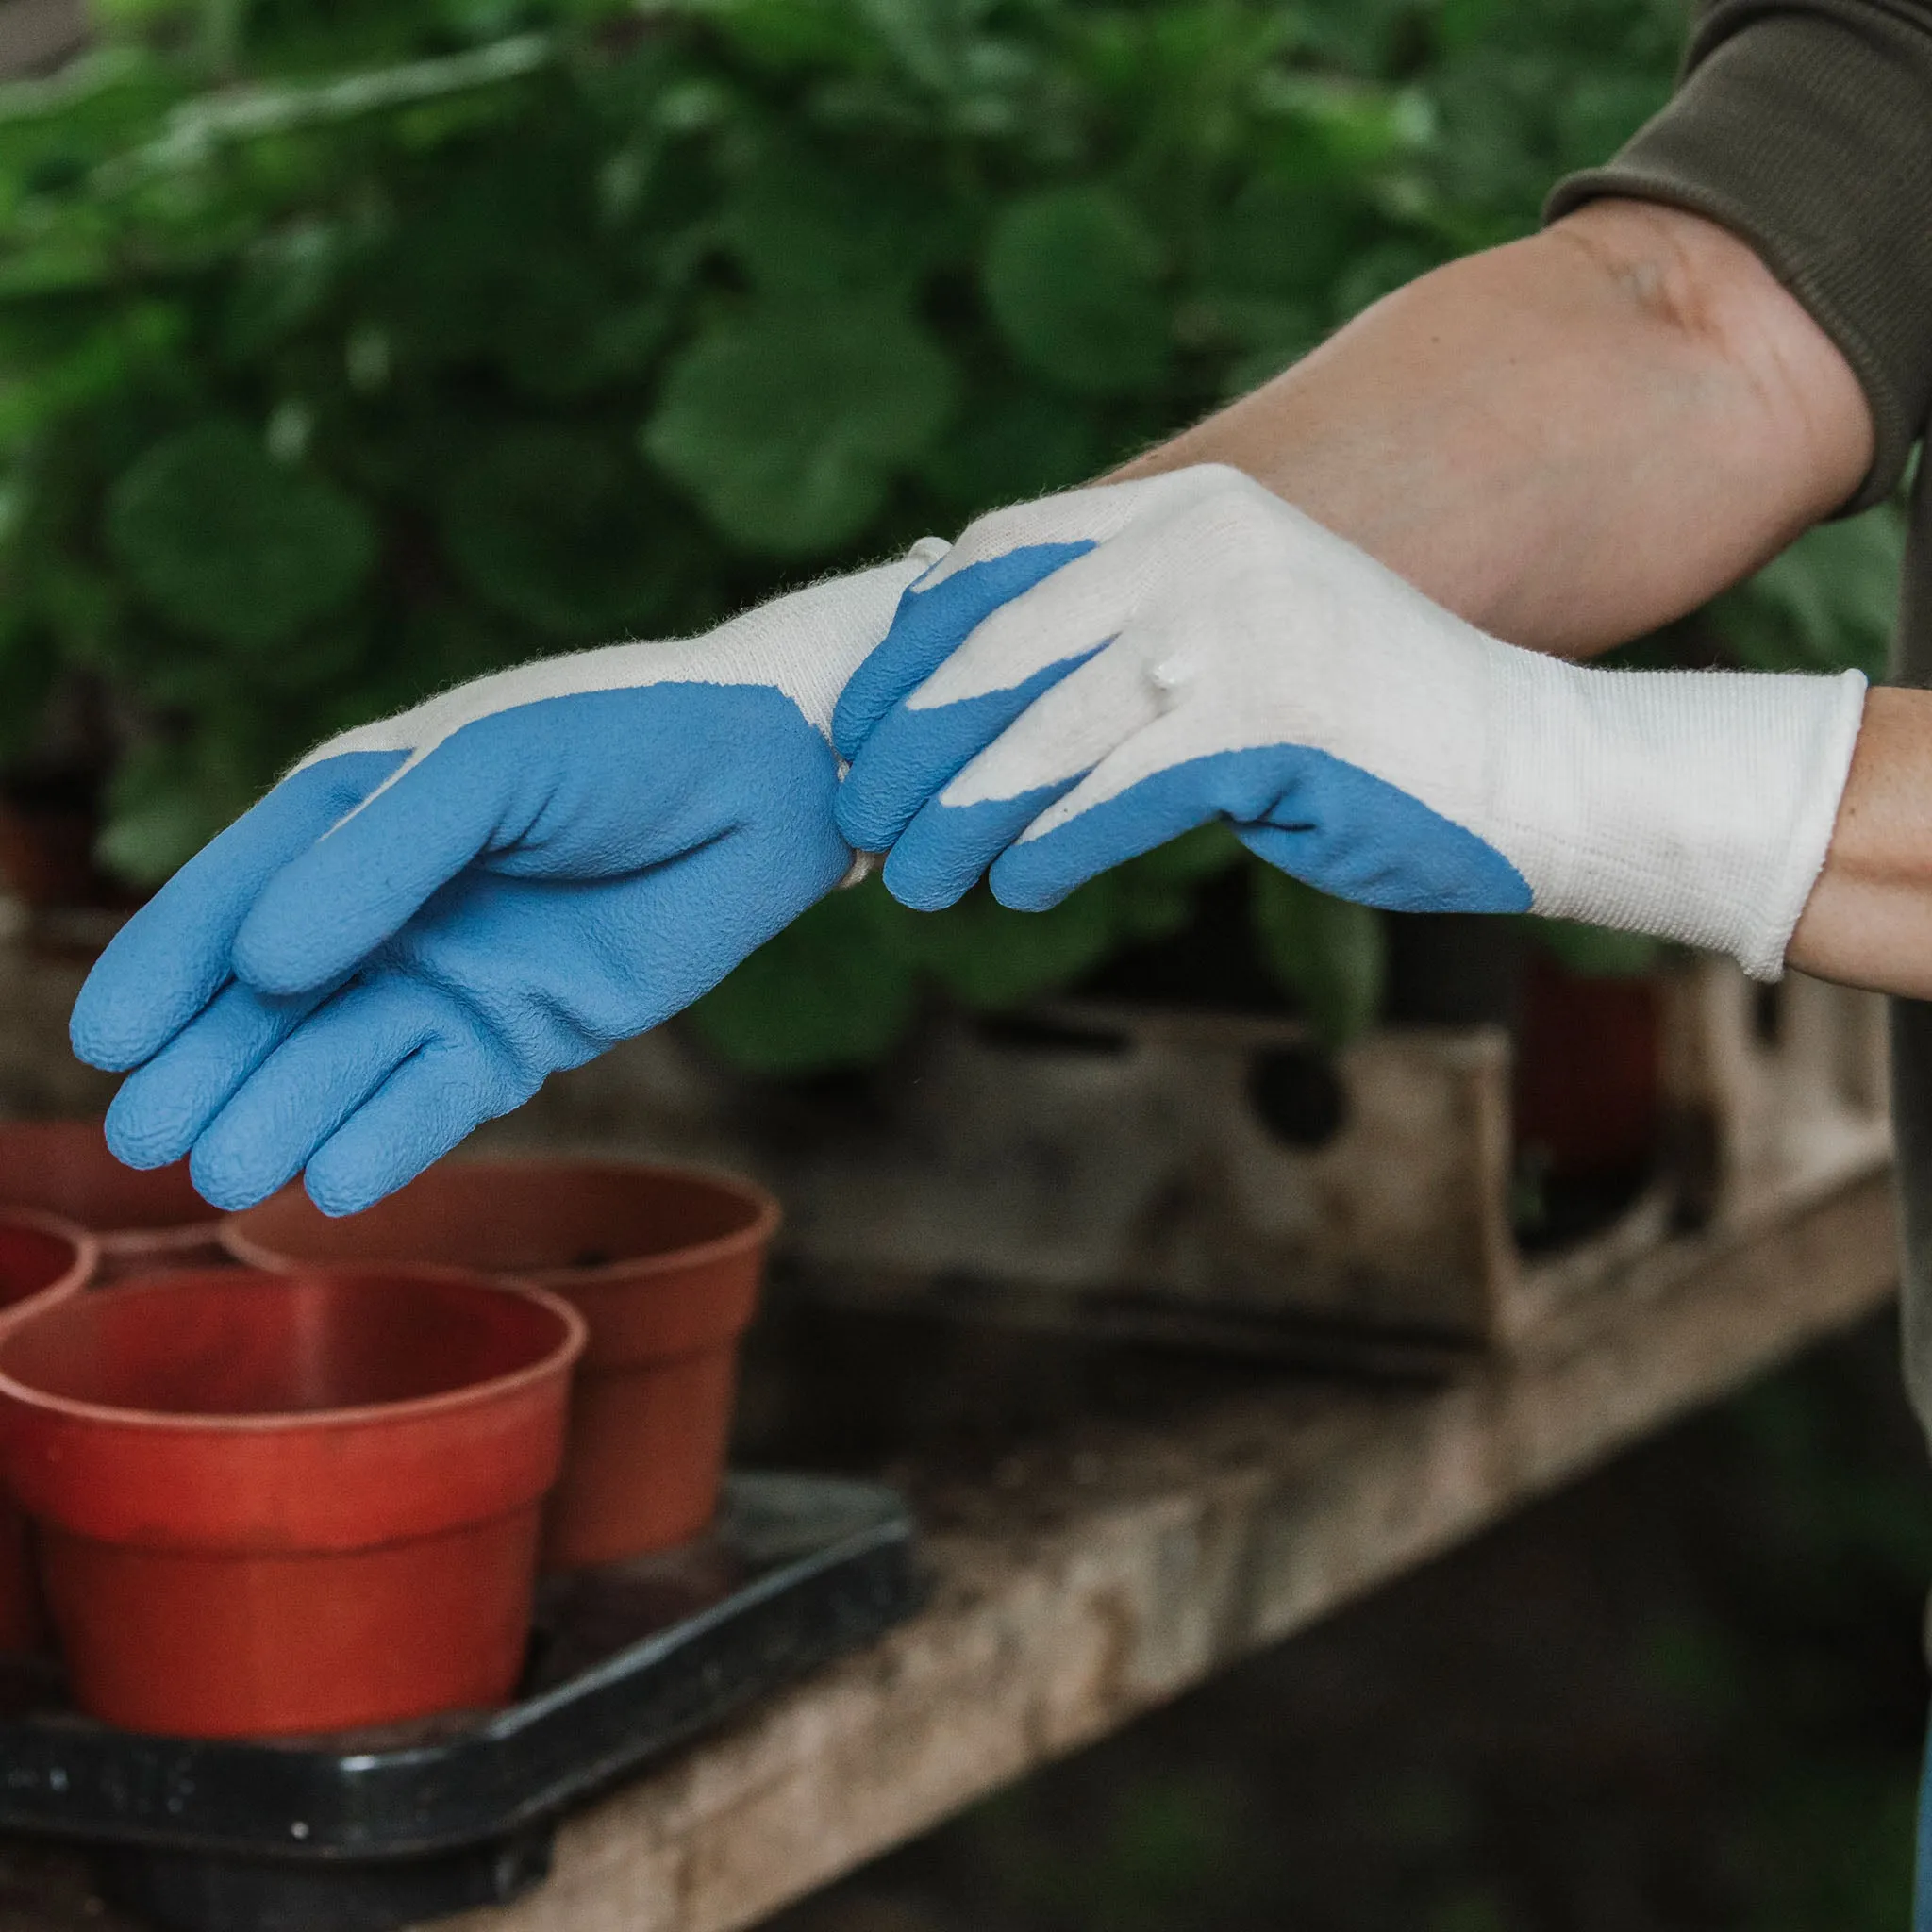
[0,1473,923,1932]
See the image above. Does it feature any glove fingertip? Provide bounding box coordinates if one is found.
[72,914,227,1072]
[70,995,160,1074]
[186,1141,279,1214]
[832,773,907,857]
[305,1164,386,1219]
[304,1113,453,1219]
[988,843,1081,914]
[101,1089,192,1174]
[831,668,889,763]
[230,911,347,999]
[878,840,975,913]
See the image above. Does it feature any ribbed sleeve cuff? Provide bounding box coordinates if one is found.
[1546,0,1932,513]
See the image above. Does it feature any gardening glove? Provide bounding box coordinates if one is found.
[833,466,1865,980]
[69,540,947,1216]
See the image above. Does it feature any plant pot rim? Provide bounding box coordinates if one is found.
[95,1219,224,1254]
[0,1117,220,1239]
[0,1265,585,1439]
[0,1208,98,1319]
[221,1157,784,1283]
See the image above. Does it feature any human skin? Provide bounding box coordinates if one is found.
[1109,197,1929,996]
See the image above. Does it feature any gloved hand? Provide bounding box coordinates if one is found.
[72,539,946,1215]
[834,466,1865,980]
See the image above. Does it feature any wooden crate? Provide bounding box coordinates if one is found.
[480,957,1892,1355]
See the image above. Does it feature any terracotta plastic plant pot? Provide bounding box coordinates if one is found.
[0,1210,95,1654]
[0,1119,225,1282]
[0,1266,583,1739]
[0,776,119,912]
[1511,955,1665,1180]
[225,1161,780,1568]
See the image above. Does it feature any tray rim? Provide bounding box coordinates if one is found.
[0,1471,921,1860]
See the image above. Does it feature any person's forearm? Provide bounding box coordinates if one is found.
[1115,200,1874,657]
[1787,689,1932,998]
[1102,193,1924,994]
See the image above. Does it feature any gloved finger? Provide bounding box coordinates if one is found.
[103,978,328,1174]
[232,685,800,998]
[987,715,1246,911]
[301,1045,529,1218]
[68,752,401,1071]
[990,771,1224,911]
[878,641,1156,909]
[186,980,450,1210]
[230,724,530,998]
[294,823,824,1218]
[833,476,1214,762]
[837,538,1163,853]
[225,751,855,1213]
[831,543,1091,760]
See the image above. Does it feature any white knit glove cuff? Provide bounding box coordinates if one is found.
[1484,653,1867,981]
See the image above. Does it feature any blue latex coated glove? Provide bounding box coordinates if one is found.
[72,540,946,1215]
[833,468,1864,981]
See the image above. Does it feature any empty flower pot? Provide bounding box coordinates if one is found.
[0,1119,225,1281]
[0,1265,583,1738]
[224,1161,779,1568]
[0,1210,95,1654]
[1512,955,1665,1179]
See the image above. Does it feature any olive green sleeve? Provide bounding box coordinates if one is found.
[1546,0,1932,511]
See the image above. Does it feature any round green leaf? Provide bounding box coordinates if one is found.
[642,298,958,557]
[106,422,376,653]
[918,385,1101,513]
[983,188,1169,396]
[440,427,680,640]
[718,157,957,300]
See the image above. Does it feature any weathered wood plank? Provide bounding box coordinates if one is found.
[447,1165,1898,1932]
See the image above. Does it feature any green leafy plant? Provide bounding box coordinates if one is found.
[1251,866,1386,1045]
[0,0,1879,1072]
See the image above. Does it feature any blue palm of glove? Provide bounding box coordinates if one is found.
[833,543,1530,916]
[72,686,848,1215]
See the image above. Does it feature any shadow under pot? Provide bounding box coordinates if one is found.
[224,1161,780,1570]
[0,1118,225,1281]
[0,1266,583,1739]
[0,1210,95,1655]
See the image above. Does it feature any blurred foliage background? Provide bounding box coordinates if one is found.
[0,0,1907,1071]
